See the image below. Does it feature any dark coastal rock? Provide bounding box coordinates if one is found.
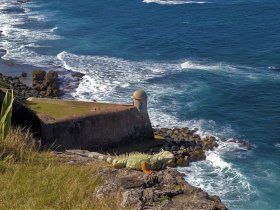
[188,148,206,162]
[94,167,227,210]
[71,71,85,78]
[32,70,60,97]
[44,71,58,85]
[32,70,46,82]
[46,83,60,97]
[0,73,42,102]
[44,71,60,96]
[200,136,218,150]
[20,72,27,78]
[153,127,220,165]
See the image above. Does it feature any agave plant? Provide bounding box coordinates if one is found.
[0,89,14,140]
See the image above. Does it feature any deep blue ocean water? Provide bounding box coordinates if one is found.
[0,0,279,209]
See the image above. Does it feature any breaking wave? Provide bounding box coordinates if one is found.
[0,0,61,67]
[178,137,256,208]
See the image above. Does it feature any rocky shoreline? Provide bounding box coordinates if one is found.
[0,72,44,102]
[0,47,85,100]
[0,72,228,209]
[57,134,227,210]
[152,127,218,167]
[57,127,228,210]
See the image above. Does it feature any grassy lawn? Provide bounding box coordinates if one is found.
[26,98,131,120]
[0,127,119,209]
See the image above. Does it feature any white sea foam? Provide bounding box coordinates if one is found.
[274,143,280,148]
[206,152,230,168]
[181,60,228,70]
[50,26,58,32]
[0,0,60,67]
[57,51,182,101]
[178,138,255,208]
[143,0,207,4]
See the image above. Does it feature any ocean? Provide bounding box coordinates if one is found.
[0,0,279,209]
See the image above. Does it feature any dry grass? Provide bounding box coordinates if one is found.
[0,127,40,163]
[0,127,120,210]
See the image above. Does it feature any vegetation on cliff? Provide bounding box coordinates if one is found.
[0,91,116,209]
[0,79,226,209]
[0,127,120,209]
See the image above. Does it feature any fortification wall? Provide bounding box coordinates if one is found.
[40,106,154,150]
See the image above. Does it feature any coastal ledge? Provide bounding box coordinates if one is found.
[56,151,227,210]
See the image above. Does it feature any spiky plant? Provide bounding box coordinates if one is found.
[0,89,14,140]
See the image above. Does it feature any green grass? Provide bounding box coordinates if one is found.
[26,100,91,120]
[0,127,121,209]
[26,99,129,120]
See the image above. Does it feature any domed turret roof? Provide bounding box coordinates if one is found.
[132,89,147,99]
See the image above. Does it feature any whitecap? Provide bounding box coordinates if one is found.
[50,26,58,32]
[180,60,237,71]
[206,152,231,169]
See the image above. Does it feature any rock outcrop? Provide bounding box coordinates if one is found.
[32,70,60,97]
[0,73,43,101]
[95,168,227,210]
[152,127,219,167]
[55,151,227,210]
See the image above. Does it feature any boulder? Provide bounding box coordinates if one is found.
[71,72,85,78]
[189,148,206,162]
[201,136,218,150]
[44,71,58,86]
[32,70,60,97]
[46,83,60,97]
[32,70,46,81]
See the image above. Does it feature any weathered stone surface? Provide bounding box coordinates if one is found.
[32,70,60,97]
[46,83,60,97]
[153,127,220,165]
[71,72,85,78]
[32,70,46,81]
[94,167,227,210]
[188,148,206,162]
[25,98,154,150]
[200,136,219,150]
